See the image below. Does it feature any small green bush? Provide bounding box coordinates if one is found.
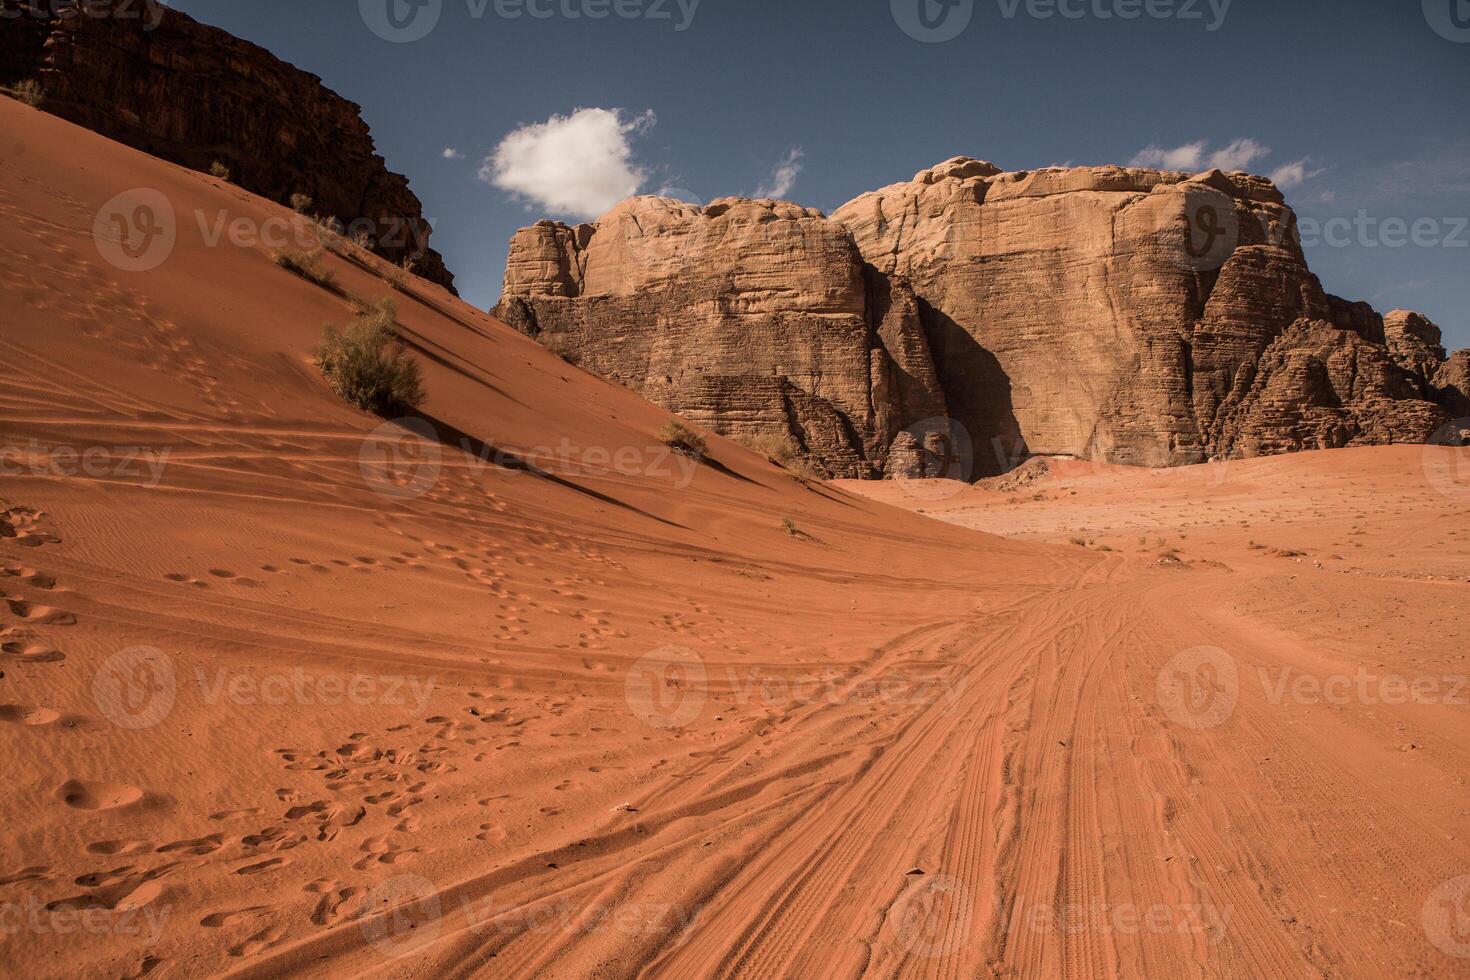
[273,246,336,289]
[2,79,42,108]
[290,192,313,213]
[209,160,231,181]
[658,420,706,460]
[316,302,424,416]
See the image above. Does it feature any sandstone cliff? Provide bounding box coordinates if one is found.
[0,0,454,291]
[498,159,1463,478]
[497,197,947,478]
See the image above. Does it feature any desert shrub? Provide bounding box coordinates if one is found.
[658,420,706,460]
[2,79,42,108]
[290,193,313,213]
[781,516,800,537]
[785,458,828,484]
[315,304,423,415]
[209,160,231,181]
[735,431,798,465]
[273,246,336,289]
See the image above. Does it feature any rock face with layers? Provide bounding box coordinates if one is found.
[0,0,455,291]
[496,197,947,478]
[499,158,1465,478]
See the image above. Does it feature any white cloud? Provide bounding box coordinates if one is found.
[482,108,655,220]
[442,147,465,160]
[1128,138,1273,174]
[755,148,804,200]
[1207,138,1271,172]
[1269,158,1323,189]
[1129,140,1207,171]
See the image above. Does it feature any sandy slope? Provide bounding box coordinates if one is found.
[1,96,1468,978]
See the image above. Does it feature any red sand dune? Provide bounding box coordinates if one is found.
[2,97,1469,978]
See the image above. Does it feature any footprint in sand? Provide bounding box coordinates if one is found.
[2,639,65,663]
[0,703,63,726]
[0,866,53,886]
[305,880,366,926]
[4,599,75,625]
[157,833,224,855]
[86,840,153,856]
[163,572,209,589]
[227,924,285,958]
[55,779,144,811]
[200,906,271,928]
[234,856,289,876]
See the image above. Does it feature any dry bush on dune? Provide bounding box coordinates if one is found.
[733,431,827,483]
[315,301,424,415]
[290,192,313,213]
[208,160,231,181]
[658,420,707,460]
[1,79,42,107]
[273,246,336,290]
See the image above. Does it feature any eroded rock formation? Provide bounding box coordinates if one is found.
[497,197,947,478]
[498,158,1464,478]
[0,0,454,291]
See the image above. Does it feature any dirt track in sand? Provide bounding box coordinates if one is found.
[2,97,1469,977]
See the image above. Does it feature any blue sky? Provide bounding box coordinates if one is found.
[173,0,1469,348]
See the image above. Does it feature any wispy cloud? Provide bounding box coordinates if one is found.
[482,107,656,220]
[1269,158,1324,189]
[1129,138,1272,174]
[442,147,465,160]
[755,148,804,200]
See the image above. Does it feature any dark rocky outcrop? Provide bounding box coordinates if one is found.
[0,0,454,290]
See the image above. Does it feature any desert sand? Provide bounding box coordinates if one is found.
[2,97,1469,978]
